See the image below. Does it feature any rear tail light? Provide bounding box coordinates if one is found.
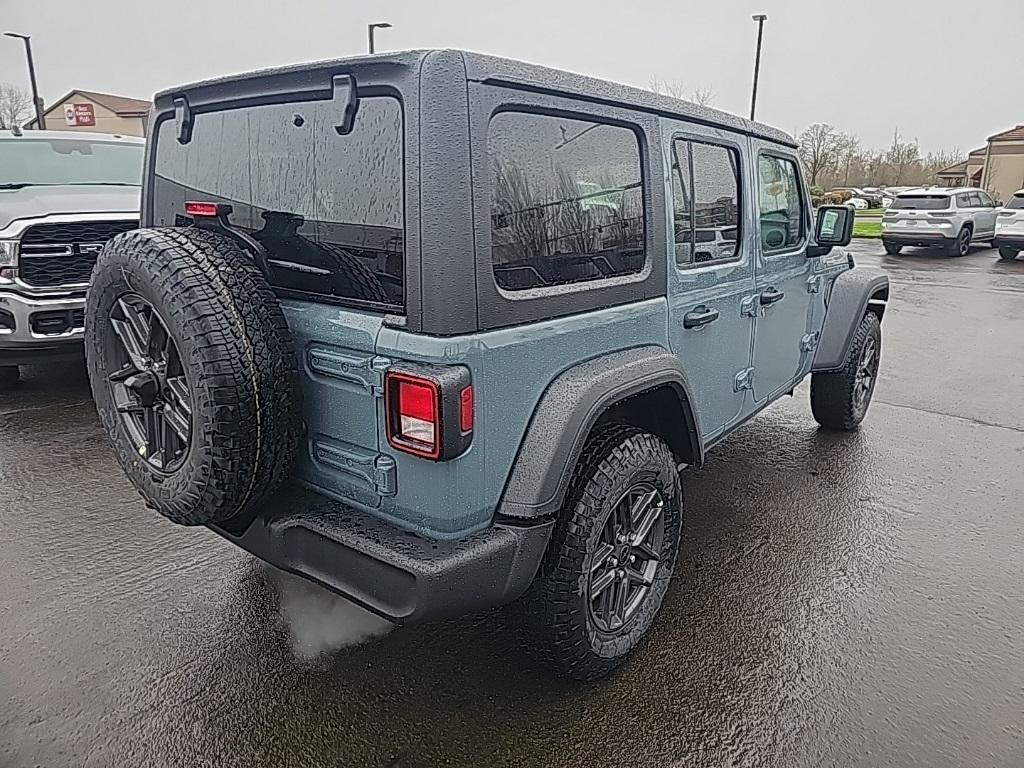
[184,201,232,218]
[928,212,952,217]
[385,365,473,461]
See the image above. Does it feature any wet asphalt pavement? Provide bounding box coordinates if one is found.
[2,241,1023,768]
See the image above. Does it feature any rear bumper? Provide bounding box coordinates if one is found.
[881,232,952,247]
[212,488,553,623]
[993,235,1024,250]
[0,291,86,364]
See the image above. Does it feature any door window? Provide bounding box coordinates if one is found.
[671,139,742,266]
[978,190,995,207]
[757,155,805,252]
[488,111,645,291]
[956,193,974,208]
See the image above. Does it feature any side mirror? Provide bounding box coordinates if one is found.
[807,205,853,257]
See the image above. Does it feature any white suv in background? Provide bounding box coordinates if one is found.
[881,187,999,257]
[994,189,1024,261]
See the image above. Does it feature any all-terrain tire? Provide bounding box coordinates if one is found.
[0,365,19,389]
[509,424,682,681]
[947,227,971,257]
[85,227,302,526]
[882,241,902,255]
[998,246,1019,261]
[810,312,882,431]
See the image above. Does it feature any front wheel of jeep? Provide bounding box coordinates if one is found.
[810,312,882,431]
[510,425,682,681]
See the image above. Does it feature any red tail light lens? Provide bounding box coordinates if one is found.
[184,201,221,217]
[384,366,473,461]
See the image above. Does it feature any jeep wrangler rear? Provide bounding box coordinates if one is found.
[86,50,887,680]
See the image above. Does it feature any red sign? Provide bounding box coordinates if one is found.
[63,103,96,127]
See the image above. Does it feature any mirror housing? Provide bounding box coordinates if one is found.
[807,205,854,257]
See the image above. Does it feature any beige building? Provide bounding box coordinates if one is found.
[936,125,1024,202]
[26,90,151,137]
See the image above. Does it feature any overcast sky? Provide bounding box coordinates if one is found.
[2,0,1021,153]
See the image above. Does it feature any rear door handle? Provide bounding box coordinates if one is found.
[759,288,785,305]
[683,306,720,329]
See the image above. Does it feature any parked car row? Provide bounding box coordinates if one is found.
[0,129,144,386]
[880,186,1020,259]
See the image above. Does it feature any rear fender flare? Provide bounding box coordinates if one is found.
[496,346,702,520]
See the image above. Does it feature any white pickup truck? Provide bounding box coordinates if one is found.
[0,129,143,387]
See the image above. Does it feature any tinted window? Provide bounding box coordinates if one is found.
[489,112,645,291]
[0,138,143,186]
[153,97,404,310]
[891,195,950,210]
[758,155,804,251]
[978,191,995,207]
[1006,195,1024,210]
[672,140,741,265]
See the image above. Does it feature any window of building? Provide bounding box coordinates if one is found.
[489,111,645,291]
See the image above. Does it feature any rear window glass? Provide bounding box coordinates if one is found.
[891,195,949,210]
[488,112,645,291]
[1006,195,1024,210]
[152,96,404,310]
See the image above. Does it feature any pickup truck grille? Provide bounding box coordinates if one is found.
[19,220,137,288]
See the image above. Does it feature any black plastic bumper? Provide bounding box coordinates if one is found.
[0,341,85,366]
[882,233,950,248]
[993,236,1024,250]
[212,488,553,623]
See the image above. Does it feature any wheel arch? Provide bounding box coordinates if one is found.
[812,270,890,373]
[496,346,702,521]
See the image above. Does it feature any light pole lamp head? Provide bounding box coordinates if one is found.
[370,22,392,30]
[4,31,30,40]
[752,14,767,22]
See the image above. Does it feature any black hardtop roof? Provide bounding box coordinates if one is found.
[154,49,796,148]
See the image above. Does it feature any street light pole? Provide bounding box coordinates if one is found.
[367,22,392,54]
[749,14,767,122]
[4,32,45,129]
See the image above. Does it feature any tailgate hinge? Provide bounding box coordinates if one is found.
[733,367,754,392]
[173,95,193,145]
[373,455,397,495]
[800,331,820,352]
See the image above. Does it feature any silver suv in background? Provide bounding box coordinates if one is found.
[0,130,143,387]
[994,189,1024,261]
[881,187,999,257]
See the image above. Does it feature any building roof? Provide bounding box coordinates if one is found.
[968,147,988,158]
[25,90,151,128]
[936,160,969,175]
[988,125,1024,142]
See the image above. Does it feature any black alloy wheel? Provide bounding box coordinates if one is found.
[852,333,879,416]
[588,483,665,633]
[107,294,192,472]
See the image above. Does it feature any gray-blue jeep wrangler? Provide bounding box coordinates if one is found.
[85,50,888,680]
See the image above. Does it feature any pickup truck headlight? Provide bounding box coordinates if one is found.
[0,240,17,267]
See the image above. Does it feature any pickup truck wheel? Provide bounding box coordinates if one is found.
[810,312,881,431]
[0,365,18,389]
[85,227,301,526]
[510,425,682,681]
[998,246,1019,261]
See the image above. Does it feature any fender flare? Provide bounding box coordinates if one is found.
[812,270,890,372]
[496,346,702,521]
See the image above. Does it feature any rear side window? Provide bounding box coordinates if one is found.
[1006,195,1024,210]
[757,155,804,252]
[671,139,742,266]
[891,195,949,210]
[488,112,645,291]
[152,96,404,310]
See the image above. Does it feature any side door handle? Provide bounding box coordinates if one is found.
[759,288,785,305]
[683,306,720,329]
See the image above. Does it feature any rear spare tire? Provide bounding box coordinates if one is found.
[85,227,301,526]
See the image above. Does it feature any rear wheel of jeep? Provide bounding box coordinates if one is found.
[810,312,881,431]
[85,227,301,526]
[948,227,971,257]
[998,246,1019,261]
[510,425,682,681]
[0,365,19,389]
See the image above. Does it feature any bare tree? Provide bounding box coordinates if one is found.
[886,129,920,185]
[0,83,32,130]
[798,123,843,187]
[649,77,715,107]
